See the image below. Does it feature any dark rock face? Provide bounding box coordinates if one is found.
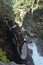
[25,48,34,65]
[3,40,25,64]
[35,39,43,56]
[23,8,43,40]
[33,8,43,20]
[33,8,43,40]
[0,48,34,65]
[0,18,34,65]
[0,18,25,64]
[0,43,34,65]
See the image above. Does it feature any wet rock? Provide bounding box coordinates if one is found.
[0,42,34,65]
[36,39,43,56]
[0,62,5,65]
[21,43,27,60]
[33,38,43,56]
[28,48,33,55]
[6,62,18,65]
[6,61,25,65]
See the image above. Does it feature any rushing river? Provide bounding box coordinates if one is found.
[28,41,43,65]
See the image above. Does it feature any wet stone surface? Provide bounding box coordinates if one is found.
[0,43,34,65]
[0,62,5,65]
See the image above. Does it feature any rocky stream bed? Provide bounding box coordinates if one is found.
[0,37,43,65]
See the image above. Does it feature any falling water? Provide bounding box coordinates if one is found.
[28,41,43,65]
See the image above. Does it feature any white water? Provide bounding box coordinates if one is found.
[28,42,43,65]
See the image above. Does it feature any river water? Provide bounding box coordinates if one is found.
[28,41,43,65]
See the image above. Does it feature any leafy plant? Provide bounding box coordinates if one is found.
[0,48,9,63]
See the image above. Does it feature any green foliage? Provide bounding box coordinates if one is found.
[0,0,43,37]
[0,0,43,63]
[0,0,33,20]
[0,48,9,63]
